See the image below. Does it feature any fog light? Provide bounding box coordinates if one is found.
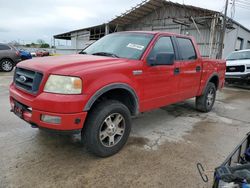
[41,115,61,124]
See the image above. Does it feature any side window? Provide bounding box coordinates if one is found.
[0,44,11,50]
[148,37,174,61]
[176,38,197,60]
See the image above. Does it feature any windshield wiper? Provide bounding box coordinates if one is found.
[79,51,87,54]
[92,52,119,58]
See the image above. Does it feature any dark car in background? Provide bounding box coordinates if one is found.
[0,43,22,72]
[36,50,50,57]
[19,49,32,60]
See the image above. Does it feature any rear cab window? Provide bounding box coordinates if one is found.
[176,38,197,60]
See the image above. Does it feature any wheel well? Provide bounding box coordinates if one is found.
[88,88,138,116]
[209,75,219,89]
[0,58,14,63]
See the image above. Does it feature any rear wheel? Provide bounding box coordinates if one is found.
[196,82,216,112]
[0,59,14,72]
[82,100,131,157]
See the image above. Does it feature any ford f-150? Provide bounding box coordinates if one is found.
[9,31,226,157]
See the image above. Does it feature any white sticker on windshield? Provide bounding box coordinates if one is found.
[127,43,145,50]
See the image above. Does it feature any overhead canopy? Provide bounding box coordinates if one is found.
[54,24,106,40]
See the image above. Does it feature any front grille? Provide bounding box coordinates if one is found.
[14,67,43,94]
[226,65,245,73]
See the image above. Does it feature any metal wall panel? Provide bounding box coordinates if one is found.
[123,5,221,58]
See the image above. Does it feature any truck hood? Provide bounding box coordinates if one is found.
[17,54,129,75]
[226,59,250,66]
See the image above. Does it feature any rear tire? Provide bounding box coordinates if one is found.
[82,100,131,157]
[196,82,216,112]
[0,59,14,72]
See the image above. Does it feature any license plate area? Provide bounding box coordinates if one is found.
[14,101,24,119]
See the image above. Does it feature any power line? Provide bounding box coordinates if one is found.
[235,0,250,6]
[236,2,250,7]
[235,4,250,11]
[236,0,250,4]
[235,2,250,8]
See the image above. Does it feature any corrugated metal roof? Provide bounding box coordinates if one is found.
[54,0,250,39]
[109,0,217,26]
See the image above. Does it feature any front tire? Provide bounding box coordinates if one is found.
[196,82,216,112]
[82,100,131,157]
[0,59,14,72]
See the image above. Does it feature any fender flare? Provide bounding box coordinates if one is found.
[83,83,139,114]
[202,73,219,94]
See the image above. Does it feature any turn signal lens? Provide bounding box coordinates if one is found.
[73,79,82,90]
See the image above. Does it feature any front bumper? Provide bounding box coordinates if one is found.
[225,73,250,80]
[9,84,88,132]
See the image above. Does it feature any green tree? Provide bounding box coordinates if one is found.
[37,39,45,45]
[40,43,50,48]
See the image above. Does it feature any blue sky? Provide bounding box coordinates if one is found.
[0,0,249,44]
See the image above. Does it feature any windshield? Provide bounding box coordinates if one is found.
[227,51,250,60]
[82,33,154,60]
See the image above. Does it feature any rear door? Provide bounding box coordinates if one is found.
[175,37,202,100]
[141,35,181,111]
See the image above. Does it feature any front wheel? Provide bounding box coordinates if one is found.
[196,82,216,112]
[82,100,131,157]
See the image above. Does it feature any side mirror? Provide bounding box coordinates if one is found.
[155,52,175,65]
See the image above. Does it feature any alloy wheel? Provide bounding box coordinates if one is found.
[99,113,125,147]
[1,60,13,71]
[207,89,215,107]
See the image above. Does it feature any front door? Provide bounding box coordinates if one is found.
[141,36,181,111]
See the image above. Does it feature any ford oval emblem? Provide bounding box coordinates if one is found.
[229,67,236,71]
[19,75,27,83]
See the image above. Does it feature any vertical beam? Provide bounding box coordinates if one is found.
[218,0,229,59]
[209,15,217,58]
[75,32,78,54]
[53,37,56,54]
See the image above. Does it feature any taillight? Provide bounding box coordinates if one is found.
[16,51,20,56]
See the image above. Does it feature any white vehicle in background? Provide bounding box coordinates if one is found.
[226,49,250,84]
[30,52,37,57]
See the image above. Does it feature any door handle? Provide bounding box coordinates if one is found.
[174,67,180,75]
[196,66,201,72]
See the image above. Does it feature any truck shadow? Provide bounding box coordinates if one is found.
[7,100,219,187]
[225,83,250,90]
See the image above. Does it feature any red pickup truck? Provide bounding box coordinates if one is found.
[9,31,226,157]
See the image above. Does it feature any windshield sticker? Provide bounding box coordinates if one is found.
[127,43,145,50]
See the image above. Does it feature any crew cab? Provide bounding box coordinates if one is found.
[9,31,226,157]
[225,49,250,83]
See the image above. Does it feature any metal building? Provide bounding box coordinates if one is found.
[54,0,250,58]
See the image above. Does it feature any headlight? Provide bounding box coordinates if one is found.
[44,75,82,94]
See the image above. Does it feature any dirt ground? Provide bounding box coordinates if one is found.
[0,72,250,188]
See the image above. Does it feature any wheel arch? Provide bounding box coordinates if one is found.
[0,57,14,62]
[83,83,139,116]
[202,73,219,94]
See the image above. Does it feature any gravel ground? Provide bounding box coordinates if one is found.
[0,71,250,188]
